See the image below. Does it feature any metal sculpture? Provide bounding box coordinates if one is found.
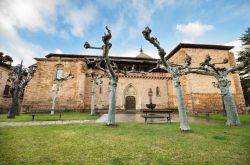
[84,26,118,125]
[142,27,191,131]
[186,54,250,126]
[7,61,37,118]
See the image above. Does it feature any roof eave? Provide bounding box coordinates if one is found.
[166,43,234,60]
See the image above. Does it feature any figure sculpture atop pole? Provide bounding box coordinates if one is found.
[84,26,118,125]
[142,27,191,131]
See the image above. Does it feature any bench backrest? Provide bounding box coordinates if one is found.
[31,109,64,114]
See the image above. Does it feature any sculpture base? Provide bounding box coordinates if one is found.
[146,103,156,111]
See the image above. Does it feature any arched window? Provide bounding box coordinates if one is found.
[56,65,63,79]
[156,86,160,97]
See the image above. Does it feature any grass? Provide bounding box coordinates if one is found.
[0,112,100,122]
[192,114,250,123]
[0,122,250,165]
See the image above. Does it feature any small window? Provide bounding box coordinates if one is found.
[156,86,160,97]
[56,65,63,79]
[99,85,102,94]
[3,85,10,96]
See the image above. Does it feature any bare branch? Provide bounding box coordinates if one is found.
[185,68,216,77]
[142,27,166,57]
[226,56,250,74]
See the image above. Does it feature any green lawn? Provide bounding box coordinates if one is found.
[0,123,249,165]
[0,112,100,122]
[192,114,250,123]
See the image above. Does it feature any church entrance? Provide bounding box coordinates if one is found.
[125,96,136,110]
[124,83,137,111]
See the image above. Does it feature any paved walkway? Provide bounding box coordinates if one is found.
[0,114,221,127]
[0,120,95,127]
[95,114,175,123]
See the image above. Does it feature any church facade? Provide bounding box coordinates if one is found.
[21,43,246,113]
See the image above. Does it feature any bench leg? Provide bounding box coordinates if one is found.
[32,115,35,121]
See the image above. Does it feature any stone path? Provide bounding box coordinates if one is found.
[95,114,175,123]
[0,114,222,127]
[0,120,95,127]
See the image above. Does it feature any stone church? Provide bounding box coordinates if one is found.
[19,43,245,113]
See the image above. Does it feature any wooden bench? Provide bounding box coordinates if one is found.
[141,115,166,123]
[30,109,64,121]
[141,109,176,124]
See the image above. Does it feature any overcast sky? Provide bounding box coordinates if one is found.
[0,0,249,66]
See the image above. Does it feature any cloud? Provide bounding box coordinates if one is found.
[225,40,243,57]
[0,0,59,66]
[0,0,57,33]
[176,21,214,42]
[0,0,99,66]
[103,0,176,40]
[58,30,70,40]
[0,10,47,66]
[63,3,98,37]
[55,49,63,54]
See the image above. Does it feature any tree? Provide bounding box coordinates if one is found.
[142,27,191,131]
[84,26,118,125]
[51,71,73,115]
[89,71,103,115]
[239,27,250,107]
[186,52,250,126]
[7,61,37,118]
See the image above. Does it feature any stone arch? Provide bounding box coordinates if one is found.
[123,83,137,110]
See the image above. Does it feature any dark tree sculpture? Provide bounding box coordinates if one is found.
[186,53,250,126]
[7,61,37,118]
[142,27,191,131]
[84,26,119,125]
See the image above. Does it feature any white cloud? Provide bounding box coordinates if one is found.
[63,4,98,37]
[154,0,176,8]
[0,0,59,66]
[110,15,127,39]
[0,1,99,66]
[106,0,176,39]
[0,11,47,66]
[176,21,214,42]
[0,0,57,33]
[225,40,243,57]
[58,30,70,40]
[55,49,63,54]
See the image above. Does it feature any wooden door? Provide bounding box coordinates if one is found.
[125,96,136,110]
